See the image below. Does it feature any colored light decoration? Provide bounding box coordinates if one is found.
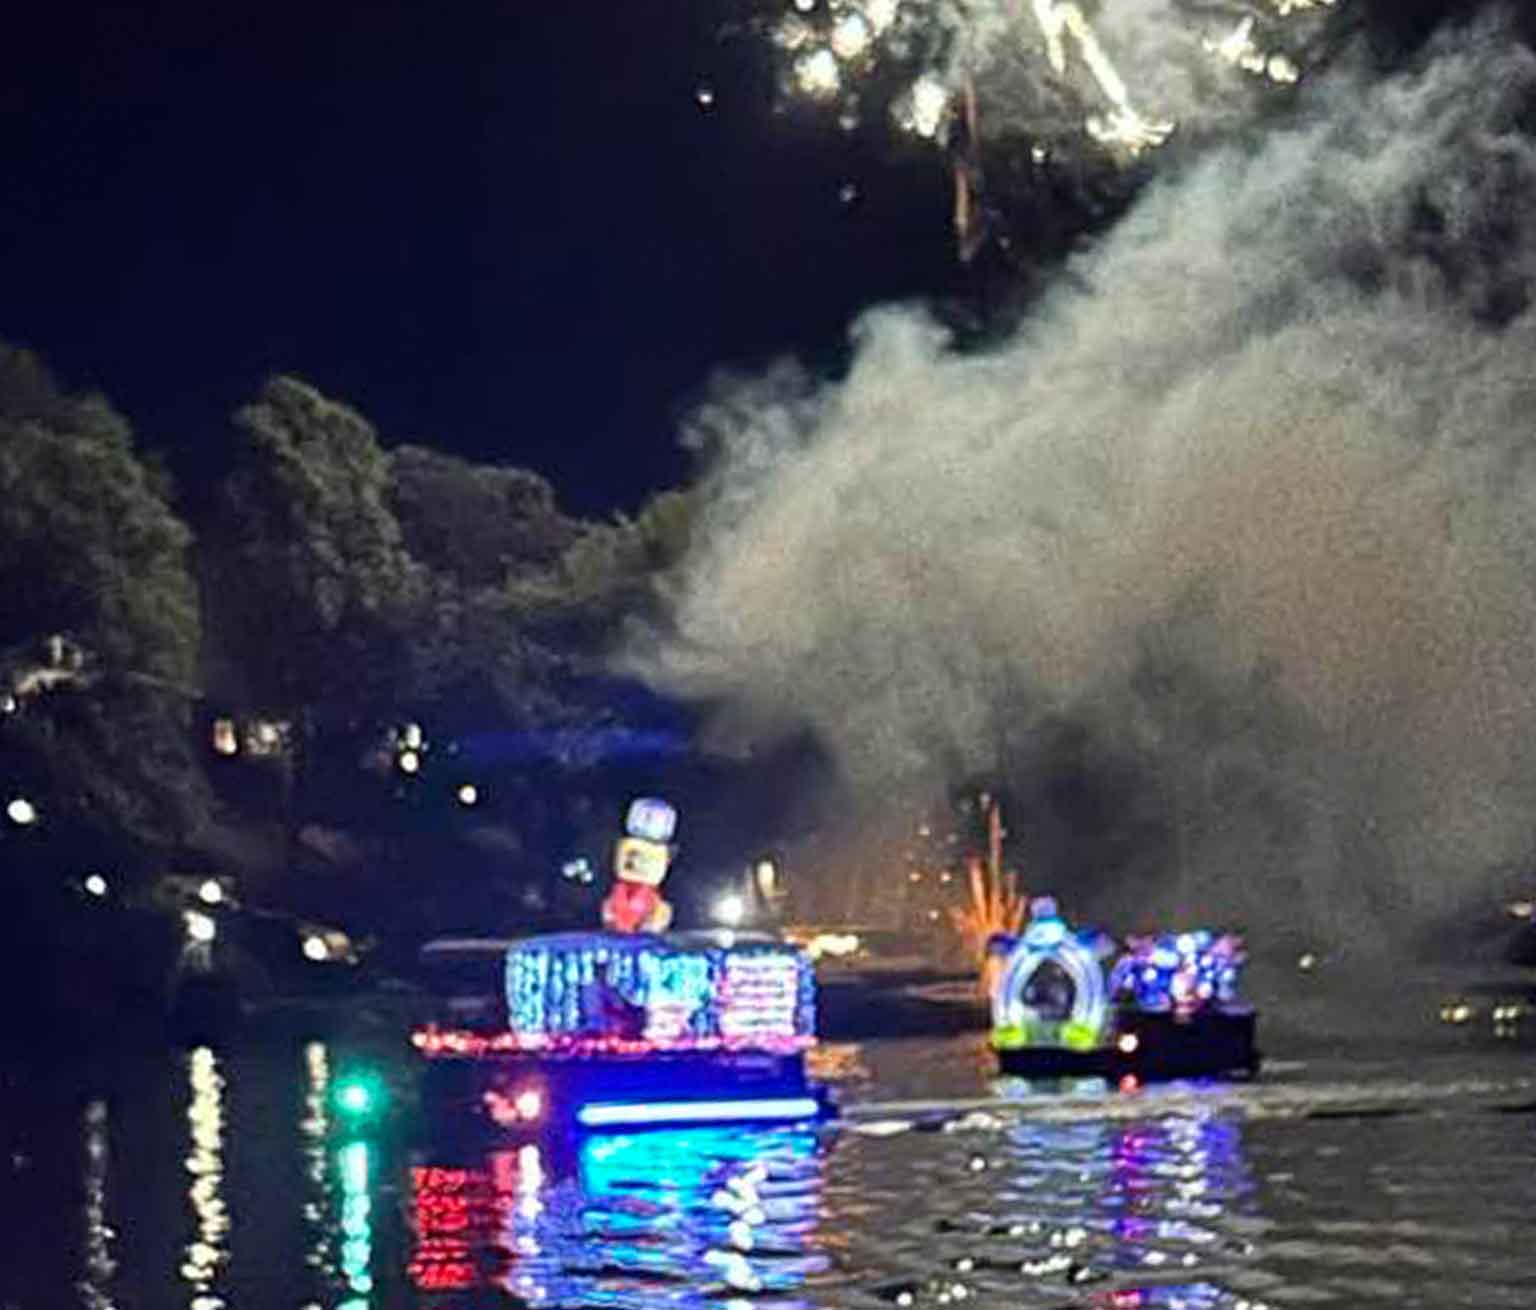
[991,916,1110,1052]
[333,1071,385,1119]
[502,933,816,1054]
[576,1096,821,1128]
[1107,929,1246,1016]
[411,1024,814,1061]
[624,796,677,843]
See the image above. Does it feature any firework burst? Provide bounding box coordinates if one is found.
[753,1,1342,259]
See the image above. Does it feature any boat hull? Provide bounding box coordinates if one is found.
[420,1047,834,1136]
[996,1009,1260,1082]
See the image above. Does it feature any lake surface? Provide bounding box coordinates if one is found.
[3,1028,1533,1309]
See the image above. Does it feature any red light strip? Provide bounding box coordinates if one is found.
[410,1025,815,1060]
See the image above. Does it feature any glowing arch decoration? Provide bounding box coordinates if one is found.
[991,916,1110,1053]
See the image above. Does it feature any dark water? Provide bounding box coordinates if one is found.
[3,1031,1534,1310]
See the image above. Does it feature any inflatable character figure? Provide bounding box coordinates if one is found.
[601,797,677,934]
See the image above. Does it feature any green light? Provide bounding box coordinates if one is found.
[333,1072,384,1118]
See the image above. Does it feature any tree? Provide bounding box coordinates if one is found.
[209,375,427,719]
[0,344,207,856]
[389,445,576,589]
[508,486,698,654]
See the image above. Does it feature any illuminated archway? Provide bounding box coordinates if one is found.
[991,925,1109,1052]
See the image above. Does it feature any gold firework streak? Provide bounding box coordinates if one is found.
[1028,1,1173,153]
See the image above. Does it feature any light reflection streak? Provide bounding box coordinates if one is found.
[337,1140,374,1297]
[180,1047,230,1307]
[409,1127,825,1303]
[299,1041,331,1279]
[79,1099,117,1310]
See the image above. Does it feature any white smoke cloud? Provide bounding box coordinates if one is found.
[635,14,1536,954]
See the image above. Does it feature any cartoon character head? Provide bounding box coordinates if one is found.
[603,797,678,934]
[614,834,671,887]
[613,797,676,886]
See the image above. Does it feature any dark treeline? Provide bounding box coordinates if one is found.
[0,343,735,943]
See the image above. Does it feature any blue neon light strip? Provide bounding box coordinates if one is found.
[576,1096,821,1127]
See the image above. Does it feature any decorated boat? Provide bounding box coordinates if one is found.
[413,798,833,1132]
[990,899,1260,1082]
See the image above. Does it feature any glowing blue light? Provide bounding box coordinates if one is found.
[505,933,816,1046]
[625,797,677,843]
[992,928,1110,1048]
[1023,917,1067,948]
[576,1097,821,1128]
[339,1140,369,1193]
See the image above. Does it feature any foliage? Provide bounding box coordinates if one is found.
[390,445,576,588]
[3,351,701,910]
[210,375,430,717]
[0,344,207,852]
[509,487,698,653]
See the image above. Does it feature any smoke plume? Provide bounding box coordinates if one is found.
[633,15,1536,959]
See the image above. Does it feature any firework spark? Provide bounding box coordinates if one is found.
[756,1,1343,256]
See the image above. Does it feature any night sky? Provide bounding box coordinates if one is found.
[2,1,962,514]
[1,1,1476,515]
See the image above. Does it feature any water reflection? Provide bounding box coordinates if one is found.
[79,1099,116,1310]
[409,1126,829,1306]
[338,1139,375,1300]
[181,1047,230,1307]
[299,1041,332,1281]
[12,1035,1532,1309]
[823,1085,1262,1309]
[991,1112,1255,1305]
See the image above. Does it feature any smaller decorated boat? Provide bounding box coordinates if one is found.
[991,899,1260,1082]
